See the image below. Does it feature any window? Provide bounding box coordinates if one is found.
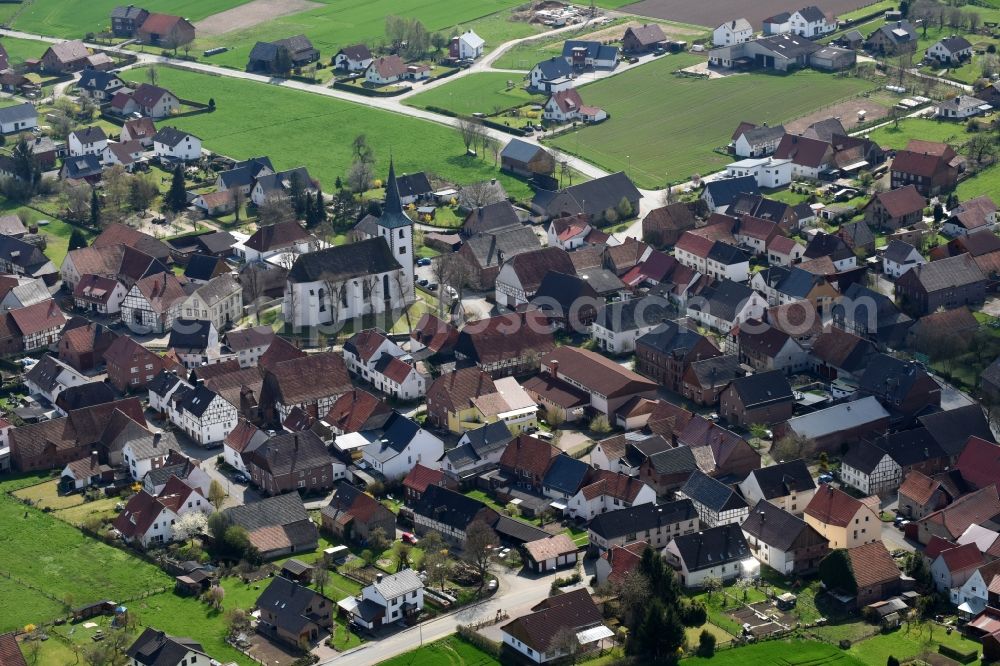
[399,246,406,255]
[399,229,404,239]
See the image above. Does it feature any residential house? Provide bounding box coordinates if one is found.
[501,589,610,664]
[898,470,953,520]
[891,139,962,196]
[41,41,93,73]
[130,83,180,118]
[450,30,485,60]
[725,157,793,188]
[927,35,973,64]
[153,127,201,162]
[24,354,89,405]
[735,321,809,374]
[930,542,984,593]
[680,355,742,406]
[57,320,117,373]
[425,367,497,433]
[917,485,1000,545]
[334,44,373,72]
[789,6,836,37]
[832,283,913,348]
[121,273,187,334]
[402,464,452,504]
[686,280,768,333]
[635,320,720,392]
[523,533,579,573]
[256,576,331,647]
[864,186,926,232]
[957,436,1000,492]
[499,433,560,493]
[642,201,702,247]
[719,370,793,427]
[530,172,641,225]
[937,94,990,119]
[365,55,408,85]
[562,40,619,69]
[837,220,878,257]
[347,569,423,630]
[77,69,125,101]
[883,240,925,278]
[665,523,754,588]
[68,126,108,157]
[713,18,754,46]
[732,123,786,159]
[221,492,318,559]
[260,351,352,424]
[680,471,750,528]
[360,412,443,481]
[247,35,319,73]
[865,20,918,55]
[137,14,196,47]
[623,24,667,52]
[566,470,657,521]
[591,296,672,355]
[455,310,555,378]
[776,395,890,454]
[7,299,66,353]
[224,325,274,368]
[804,484,880,549]
[587,499,699,553]
[320,481,395,545]
[820,541,901,607]
[943,195,997,237]
[856,353,940,422]
[222,418,267,474]
[245,430,340,495]
[494,246,574,308]
[542,88,606,123]
[528,57,576,93]
[442,421,513,483]
[111,6,150,37]
[125,628,212,666]
[742,500,829,575]
[702,175,761,212]
[738,459,817,515]
[104,335,174,392]
[113,476,210,547]
[410,485,500,546]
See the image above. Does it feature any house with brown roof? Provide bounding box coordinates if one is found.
[810,326,876,380]
[942,195,997,237]
[260,351,352,424]
[719,370,794,427]
[895,252,986,316]
[402,463,453,504]
[891,139,962,196]
[121,272,188,334]
[320,481,395,545]
[917,485,1000,545]
[735,320,809,374]
[522,533,580,573]
[622,23,667,52]
[0,632,26,666]
[222,418,268,474]
[534,346,658,420]
[104,335,177,392]
[138,13,195,48]
[930,542,984,593]
[499,434,560,493]
[409,312,458,357]
[7,299,66,353]
[239,220,319,263]
[120,116,157,147]
[820,541,901,608]
[245,430,340,495]
[804,484,880,550]
[501,588,610,663]
[898,470,953,520]
[642,201,702,248]
[567,469,656,520]
[222,492,318,559]
[864,185,926,231]
[542,88,606,124]
[365,55,408,85]
[494,246,575,309]
[595,541,647,586]
[957,436,1000,492]
[323,389,392,436]
[41,40,93,73]
[635,320,721,393]
[425,366,497,433]
[455,310,555,378]
[57,320,117,372]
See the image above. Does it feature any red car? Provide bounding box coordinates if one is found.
[401,532,419,545]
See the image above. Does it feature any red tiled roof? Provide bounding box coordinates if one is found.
[0,632,27,666]
[426,366,497,415]
[804,484,865,527]
[410,313,458,354]
[258,336,307,371]
[847,541,900,589]
[402,463,445,494]
[541,346,657,401]
[499,434,559,478]
[369,55,407,79]
[380,356,416,384]
[898,470,942,507]
[957,436,1000,491]
[921,486,1000,539]
[139,13,187,35]
[579,470,648,502]
[601,541,648,586]
[925,535,957,560]
[675,232,715,258]
[346,328,389,363]
[225,418,262,454]
[245,220,311,252]
[113,490,168,539]
[9,299,66,336]
[768,235,801,255]
[871,185,925,218]
[324,389,392,433]
[939,542,984,573]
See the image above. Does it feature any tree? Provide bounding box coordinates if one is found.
[368,526,389,554]
[128,173,157,213]
[551,627,581,664]
[615,569,651,629]
[290,171,306,218]
[969,11,982,32]
[887,657,900,666]
[208,479,227,510]
[164,164,187,213]
[314,185,327,223]
[347,159,374,194]
[90,187,101,227]
[208,98,216,111]
[68,227,89,251]
[422,531,452,590]
[616,196,633,219]
[173,511,207,543]
[393,542,412,571]
[589,414,611,434]
[703,575,722,600]
[749,423,769,440]
[207,511,228,543]
[273,46,293,75]
[11,137,41,194]
[226,608,251,639]
[147,66,159,86]
[463,520,499,590]
[431,32,448,53]
[772,432,815,461]
[312,566,330,596]
[697,629,717,657]
[457,118,483,154]
[65,181,91,222]
[258,195,295,226]
[204,585,225,610]
[231,186,245,223]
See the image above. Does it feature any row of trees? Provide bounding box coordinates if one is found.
[384,16,456,60]
[908,0,983,33]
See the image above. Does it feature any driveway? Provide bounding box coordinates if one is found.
[321,568,566,665]
[158,422,259,509]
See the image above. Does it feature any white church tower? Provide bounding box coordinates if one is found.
[376,159,415,299]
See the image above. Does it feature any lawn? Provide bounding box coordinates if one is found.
[13,479,85,511]
[681,639,866,665]
[379,636,500,666]
[406,73,542,116]
[838,0,896,21]
[848,623,983,665]
[188,0,527,72]
[958,164,1000,202]
[684,622,732,648]
[118,66,533,201]
[53,496,122,527]
[0,35,48,65]
[548,59,877,188]
[0,577,68,632]
[0,481,171,625]
[9,0,251,39]
[864,117,968,151]
[40,217,96,267]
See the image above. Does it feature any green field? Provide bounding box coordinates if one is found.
[187,0,525,71]
[0,478,170,633]
[959,164,1000,201]
[0,577,68,631]
[681,640,865,665]
[380,636,499,666]
[848,624,983,665]
[406,72,541,115]
[0,35,48,65]
[838,0,896,21]
[119,66,532,200]
[548,58,877,188]
[866,117,967,151]
[9,0,249,39]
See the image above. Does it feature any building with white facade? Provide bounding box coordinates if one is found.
[713,18,753,46]
[360,412,443,481]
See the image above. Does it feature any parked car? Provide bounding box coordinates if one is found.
[417,258,432,266]
[418,278,429,286]
[401,532,419,545]
[818,473,833,484]
[627,56,639,64]
[427,283,438,291]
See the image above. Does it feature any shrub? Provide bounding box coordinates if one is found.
[456,626,502,657]
[697,629,716,657]
[938,644,978,664]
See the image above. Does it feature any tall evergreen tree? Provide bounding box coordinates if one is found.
[314,186,326,223]
[68,227,88,251]
[89,188,101,228]
[303,192,316,226]
[165,164,187,213]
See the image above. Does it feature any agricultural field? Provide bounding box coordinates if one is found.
[548,57,877,188]
[837,0,895,21]
[8,0,251,39]
[0,35,48,65]
[680,640,865,665]
[187,0,527,71]
[958,164,1000,201]
[405,72,542,116]
[118,66,533,201]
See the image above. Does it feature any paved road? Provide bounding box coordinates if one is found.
[321,568,566,665]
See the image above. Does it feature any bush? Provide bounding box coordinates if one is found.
[456,626,502,657]
[938,644,978,664]
[697,629,716,657]
[680,601,707,627]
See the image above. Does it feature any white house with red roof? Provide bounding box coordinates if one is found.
[112,476,210,547]
[365,55,408,85]
[547,215,592,250]
[566,470,656,521]
[73,274,127,314]
[344,328,427,400]
[223,418,268,474]
[543,89,606,123]
[767,235,806,266]
[930,542,984,593]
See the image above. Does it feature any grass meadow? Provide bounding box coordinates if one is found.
[119,66,533,200]
[681,640,866,665]
[547,57,877,188]
[405,72,542,116]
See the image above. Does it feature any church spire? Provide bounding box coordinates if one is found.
[383,157,403,216]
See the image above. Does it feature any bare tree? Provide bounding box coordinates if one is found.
[463,520,499,591]
[457,118,482,154]
[64,181,91,222]
[346,159,374,195]
[485,135,502,166]
[392,271,413,332]
[147,66,159,86]
[969,11,982,32]
[258,195,295,226]
[241,264,265,323]
[458,180,498,208]
[551,627,581,664]
[312,566,330,596]
[323,277,349,329]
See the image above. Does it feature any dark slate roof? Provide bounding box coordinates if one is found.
[622,434,673,468]
[744,459,815,499]
[361,412,422,463]
[223,492,311,531]
[126,628,207,666]
[79,69,122,92]
[288,237,401,283]
[542,454,591,496]
[62,154,103,179]
[843,441,889,475]
[0,102,37,125]
[56,382,117,412]
[707,241,748,266]
[532,271,598,316]
[561,40,618,62]
[688,354,742,389]
[636,320,711,356]
[534,172,640,218]
[741,500,814,551]
[681,470,747,513]
[919,405,994,457]
[411,485,494,532]
[588,499,698,540]
[704,176,760,209]
[884,239,920,264]
[463,225,539,268]
[797,5,827,22]
[168,318,213,350]
[688,280,759,324]
[834,282,913,343]
[184,254,229,281]
[671,523,750,572]
[646,445,698,475]
[939,35,972,52]
[463,421,513,456]
[153,126,197,148]
[246,430,333,476]
[337,44,372,60]
[112,5,148,19]
[858,353,931,405]
[493,514,550,544]
[175,383,220,419]
[873,427,945,468]
[804,232,854,263]
[594,295,672,333]
[532,56,574,80]
[396,172,432,199]
[255,576,328,635]
[501,138,546,164]
[378,160,413,230]
[728,370,793,409]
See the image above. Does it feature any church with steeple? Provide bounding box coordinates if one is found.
[282,160,415,329]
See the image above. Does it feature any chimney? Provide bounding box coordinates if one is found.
[376,573,384,583]
[550,359,559,378]
[91,450,99,468]
[153,432,161,446]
